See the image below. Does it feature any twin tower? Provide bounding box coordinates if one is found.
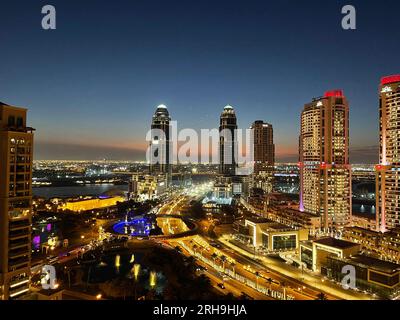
[148,104,239,177]
[148,104,275,190]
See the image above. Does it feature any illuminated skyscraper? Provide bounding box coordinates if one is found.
[219,105,237,176]
[376,75,400,232]
[299,91,351,230]
[250,121,275,193]
[148,104,172,184]
[0,102,34,300]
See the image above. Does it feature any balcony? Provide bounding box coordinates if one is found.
[10,275,30,289]
[8,256,29,271]
[9,222,30,232]
[9,241,30,251]
[9,248,30,260]
[8,230,30,241]
[9,284,29,299]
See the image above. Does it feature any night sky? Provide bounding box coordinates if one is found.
[1,0,399,163]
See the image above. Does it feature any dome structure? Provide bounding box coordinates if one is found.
[153,104,170,119]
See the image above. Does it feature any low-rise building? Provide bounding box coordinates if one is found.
[300,237,360,273]
[267,205,321,235]
[351,214,377,231]
[129,173,167,201]
[326,254,400,298]
[59,196,125,212]
[342,227,400,264]
[234,216,308,252]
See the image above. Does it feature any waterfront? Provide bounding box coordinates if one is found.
[33,184,129,199]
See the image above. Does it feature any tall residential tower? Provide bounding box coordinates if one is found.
[148,104,172,184]
[0,102,34,300]
[219,105,238,176]
[250,121,275,193]
[376,75,400,232]
[299,90,351,230]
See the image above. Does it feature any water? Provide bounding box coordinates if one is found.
[33,184,128,198]
[113,215,155,237]
[352,204,376,215]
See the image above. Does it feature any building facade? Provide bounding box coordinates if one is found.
[0,102,34,300]
[219,105,237,176]
[234,217,309,252]
[149,105,172,185]
[129,173,167,201]
[299,90,351,230]
[58,196,125,212]
[376,75,400,232]
[250,121,275,194]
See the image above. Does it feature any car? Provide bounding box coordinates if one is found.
[217,283,225,289]
[198,266,207,271]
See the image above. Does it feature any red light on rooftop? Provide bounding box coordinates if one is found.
[381,75,400,85]
[324,90,344,98]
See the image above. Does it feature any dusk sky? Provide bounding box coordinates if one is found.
[1,0,399,163]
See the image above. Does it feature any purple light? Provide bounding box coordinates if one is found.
[33,236,41,249]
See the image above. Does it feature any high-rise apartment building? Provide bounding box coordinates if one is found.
[376,75,400,232]
[219,105,237,176]
[299,90,351,230]
[148,104,172,184]
[0,102,34,300]
[250,121,275,193]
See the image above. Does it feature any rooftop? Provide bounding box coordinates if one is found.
[314,237,359,249]
[260,222,295,232]
[381,75,400,85]
[245,216,271,224]
[324,90,344,98]
[333,254,400,274]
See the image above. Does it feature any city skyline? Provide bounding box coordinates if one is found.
[1,0,400,162]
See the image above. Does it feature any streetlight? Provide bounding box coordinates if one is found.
[96,294,102,300]
[150,271,157,288]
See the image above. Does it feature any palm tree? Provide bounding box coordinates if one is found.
[267,278,273,293]
[316,292,328,300]
[211,253,218,267]
[255,271,260,289]
[230,262,236,277]
[280,281,287,300]
[174,246,182,253]
[220,255,227,272]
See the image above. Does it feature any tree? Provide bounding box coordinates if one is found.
[316,292,328,300]
[189,201,206,219]
[220,255,227,272]
[280,281,287,300]
[99,277,133,300]
[267,278,273,292]
[174,246,182,253]
[211,253,218,266]
[254,271,261,289]
[230,262,236,277]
